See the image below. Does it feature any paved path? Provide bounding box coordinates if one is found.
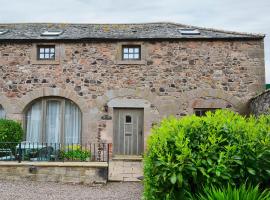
[0,180,143,200]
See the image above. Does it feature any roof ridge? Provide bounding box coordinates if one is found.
[0,22,265,37]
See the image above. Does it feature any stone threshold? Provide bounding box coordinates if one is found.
[112,155,143,161]
[0,161,108,168]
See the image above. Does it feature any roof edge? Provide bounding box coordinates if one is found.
[0,22,265,38]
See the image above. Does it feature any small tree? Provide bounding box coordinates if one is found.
[0,119,24,150]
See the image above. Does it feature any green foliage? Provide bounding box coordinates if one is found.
[143,110,270,200]
[60,145,91,161]
[0,119,24,155]
[189,184,270,200]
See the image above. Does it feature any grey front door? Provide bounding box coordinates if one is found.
[113,108,144,155]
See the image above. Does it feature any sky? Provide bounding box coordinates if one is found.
[0,0,269,83]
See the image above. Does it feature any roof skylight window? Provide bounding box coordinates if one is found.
[180,29,200,35]
[0,30,9,35]
[41,30,63,36]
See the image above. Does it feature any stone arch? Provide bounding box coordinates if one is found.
[180,88,244,114]
[0,93,14,114]
[15,87,89,114]
[14,87,91,143]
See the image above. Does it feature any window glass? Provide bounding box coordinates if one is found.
[26,98,81,144]
[37,45,55,60]
[122,45,141,60]
[125,115,132,123]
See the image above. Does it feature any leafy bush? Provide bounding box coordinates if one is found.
[143,110,270,200]
[0,119,24,143]
[189,184,270,200]
[0,119,24,155]
[60,145,91,161]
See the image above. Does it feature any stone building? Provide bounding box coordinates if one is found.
[250,89,270,116]
[0,23,265,181]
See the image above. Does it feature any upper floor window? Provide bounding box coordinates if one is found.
[122,45,141,60]
[37,45,55,60]
[194,108,218,117]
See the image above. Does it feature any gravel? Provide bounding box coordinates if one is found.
[0,180,143,200]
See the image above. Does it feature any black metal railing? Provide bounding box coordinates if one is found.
[0,142,109,162]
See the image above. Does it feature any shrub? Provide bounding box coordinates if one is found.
[0,119,24,143]
[0,119,24,155]
[189,184,270,200]
[60,145,91,161]
[143,110,270,200]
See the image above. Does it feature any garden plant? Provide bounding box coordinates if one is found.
[143,110,270,199]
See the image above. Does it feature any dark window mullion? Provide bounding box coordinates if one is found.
[61,100,65,145]
[42,99,47,143]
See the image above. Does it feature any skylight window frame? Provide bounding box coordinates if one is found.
[41,30,64,36]
[0,30,9,35]
[179,28,201,35]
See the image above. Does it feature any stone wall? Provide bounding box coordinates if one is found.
[249,90,270,116]
[0,162,108,185]
[0,39,265,145]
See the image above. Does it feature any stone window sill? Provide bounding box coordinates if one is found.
[31,60,60,65]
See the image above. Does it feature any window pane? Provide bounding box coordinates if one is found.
[45,48,50,53]
[129,48,134,53]
[39,54,45,59]
[128,54,134,59]
[50,54,55,59]
[44,54,50,59]
[26,101,42,143]
[39,48,45,53]
[134,48,139,53]
[123,54,129,59]
[50,48,55,53]
[125,115,132,123]
[64,101,81,144]
[123,48,129,53]
[46,101,61,144]
[134,54,139,59]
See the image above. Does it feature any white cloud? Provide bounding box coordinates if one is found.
[0,0,269,82]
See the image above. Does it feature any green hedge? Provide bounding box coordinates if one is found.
[143,110,270,200]
[0,119,23,143]
[190,184,270,200]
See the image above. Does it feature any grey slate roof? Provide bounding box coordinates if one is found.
[0,22,265,41]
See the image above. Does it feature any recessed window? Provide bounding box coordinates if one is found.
[180,28,200,35]
[25,98,81,144]
[194,108,218,117]
[41,31,63,36]
[122,45,141,60]
[37,45,55,60]
[0,105,6,119]
[125,115,132,123]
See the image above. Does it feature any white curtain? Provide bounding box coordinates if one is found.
[46,101,61,144]
[0,105,5,119]
[64,100,81,144]
[26,101,42,143]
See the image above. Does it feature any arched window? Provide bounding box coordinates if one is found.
[25,98,81,144]
[0,105,5,119]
